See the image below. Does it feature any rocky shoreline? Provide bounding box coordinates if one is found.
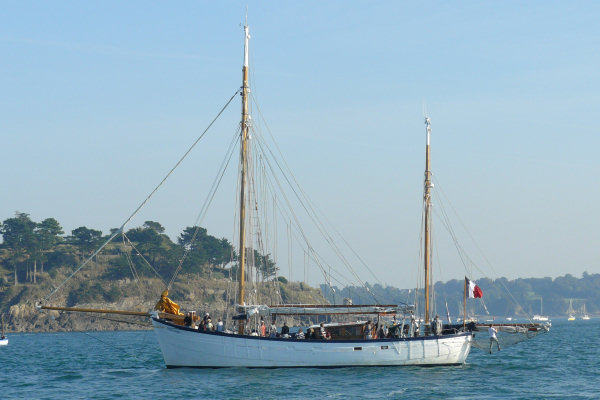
[1,273,326,334]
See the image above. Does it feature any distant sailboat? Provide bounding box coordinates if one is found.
[532,297,549,322]
[581,304,591,320]
[0,314,8,346]
[567,299,576,321]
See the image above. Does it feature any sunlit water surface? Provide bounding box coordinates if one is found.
[1,319,598,399]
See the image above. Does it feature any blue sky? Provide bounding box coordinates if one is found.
[2,1,599,289]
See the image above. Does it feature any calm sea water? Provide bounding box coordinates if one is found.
[1,319,598,399]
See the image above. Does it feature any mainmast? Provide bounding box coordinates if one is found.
[237,20,251,334]
[423,116,433,327]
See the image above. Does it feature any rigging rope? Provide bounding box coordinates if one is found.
[433,176,533,322]
[167,127,240,289]
[43,88,241,303]
[251,125,380,303]
[250,94,381,300]
[254,141,372,301]
[122,233,168,287]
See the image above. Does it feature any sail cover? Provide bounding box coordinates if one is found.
[237,304,412,317]
[154,290,184,316]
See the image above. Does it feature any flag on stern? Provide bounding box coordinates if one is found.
[466,277,483,299]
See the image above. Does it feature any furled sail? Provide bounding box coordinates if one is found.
[236,304,413,317]
[154,290,183,316]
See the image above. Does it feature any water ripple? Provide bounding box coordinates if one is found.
[0,320,598,399]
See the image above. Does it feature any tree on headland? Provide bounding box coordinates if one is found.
[125,221,171,263]
[0,212,36,285]
[35,218,64,275]
[177,226,233,274]
[67,226,103,258]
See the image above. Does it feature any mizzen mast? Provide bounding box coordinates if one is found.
[237,19,251,334]
[423,116,433,327]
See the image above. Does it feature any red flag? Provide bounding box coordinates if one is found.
[466,277,483,299]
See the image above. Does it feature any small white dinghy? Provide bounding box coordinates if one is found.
[0,315,7,346]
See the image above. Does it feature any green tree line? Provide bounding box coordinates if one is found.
[322,273,600,317]
[0,212,278,286]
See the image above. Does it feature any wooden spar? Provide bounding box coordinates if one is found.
[237,304,406,316]
[39,305,180,320]
[236,303,417,320]
[268,304,400,308]
[268,311,396,316]
[40,305,149,316]
[423,116,432,326]
[237,19,250,335]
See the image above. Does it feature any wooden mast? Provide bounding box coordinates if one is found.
[237,19,250,334]
[423,116,432,328]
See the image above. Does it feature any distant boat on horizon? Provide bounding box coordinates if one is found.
[567,299,576,321]
[532,297,549,321]
[0,314,7,346]
[581,304,591,320]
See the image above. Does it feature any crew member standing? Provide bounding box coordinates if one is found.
[488,324,501,353]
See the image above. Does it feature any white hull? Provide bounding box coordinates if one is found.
[0,338,7,346]
[152,318,472,368]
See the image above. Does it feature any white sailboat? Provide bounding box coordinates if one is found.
[148,25,472,368]
[581,304,591,320]
[532,297,549,322]
[40,21,473,367]
[567,299,576,321]
[38,18,549,368]
[0,315,8,346]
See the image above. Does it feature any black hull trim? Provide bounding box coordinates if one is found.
[165,363,465,369]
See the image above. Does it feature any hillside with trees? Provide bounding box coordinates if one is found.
[1,212,598,333]
[321,273,600,318]
[0,212,322,332]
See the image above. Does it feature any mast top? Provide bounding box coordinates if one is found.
[424,116,431,146]
[243,19,250,68]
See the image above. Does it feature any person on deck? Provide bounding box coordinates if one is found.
[260,321,267,337]
[411,316,419,337]
[270,322,278,337]
[281,322,290,336]
[377,324,386,339]
[433,315,443,336]
[295,328,305,339]
[488,324,501,353]
[206,318,214,331]
[319,323,327,339]
[183,312,192,327]
[364,321,373,339]
[216,318,224,332]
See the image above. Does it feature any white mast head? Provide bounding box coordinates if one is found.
[424,116,431,146]
[243,18,250,68]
